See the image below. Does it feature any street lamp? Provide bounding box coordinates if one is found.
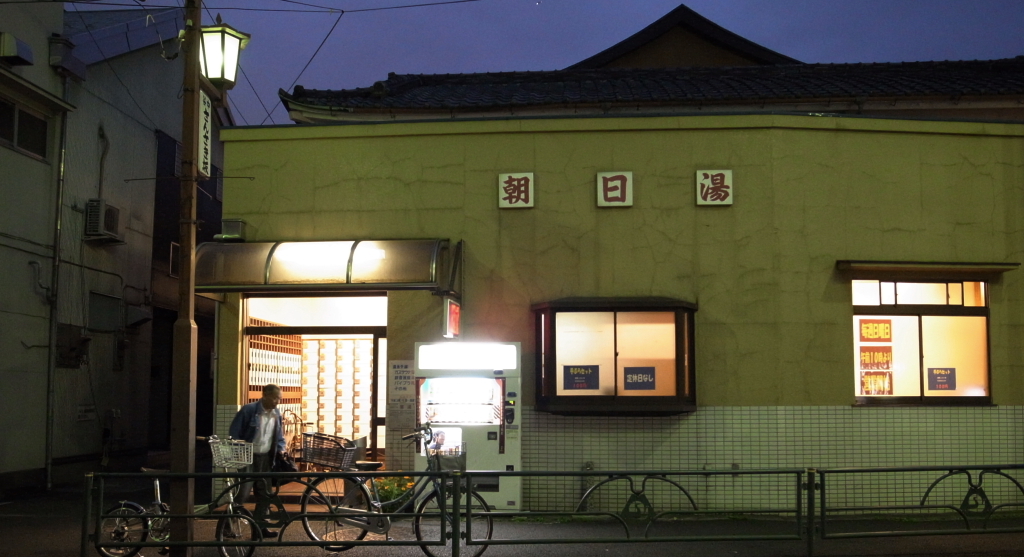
[200,21,250,89]
[170,4,247,556]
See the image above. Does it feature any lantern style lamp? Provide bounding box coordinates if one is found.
[199,18,250,89]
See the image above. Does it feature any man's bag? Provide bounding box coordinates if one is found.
[272,452,299,473]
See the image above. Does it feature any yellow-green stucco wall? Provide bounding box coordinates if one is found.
[219,114,1024,408]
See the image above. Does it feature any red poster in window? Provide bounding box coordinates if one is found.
[859,346,892,370]
[859,319,892,343]
[860,371,892,395]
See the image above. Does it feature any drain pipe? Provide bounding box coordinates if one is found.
[45,74,72,490]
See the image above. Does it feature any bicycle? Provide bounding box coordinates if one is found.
[299,424,494,557]
[95,436,261,557]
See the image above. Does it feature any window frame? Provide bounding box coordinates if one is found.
[852,300,991,406]
[837,260,1018,407]
[0,95,49,160]
[532,297,697,416]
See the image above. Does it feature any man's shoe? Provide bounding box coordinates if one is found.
[260,529,278,539]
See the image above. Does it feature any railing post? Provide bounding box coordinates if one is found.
[452,471,462,557]
[806,468,816,557]
[81,473,95,557]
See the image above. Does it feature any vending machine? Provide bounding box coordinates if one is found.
[414,342,521,511]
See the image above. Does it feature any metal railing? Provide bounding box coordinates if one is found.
[84,464,1024,556]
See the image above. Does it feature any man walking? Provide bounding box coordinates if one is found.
[229,384,286,537]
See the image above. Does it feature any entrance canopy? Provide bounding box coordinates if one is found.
[195,239,458,293]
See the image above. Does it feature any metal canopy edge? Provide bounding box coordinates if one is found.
[195,238,453,293]
[835,260,1020,279]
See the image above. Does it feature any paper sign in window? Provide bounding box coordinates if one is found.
[927,368,957,391]
[859,319,892,342]
[859,346,892,370]
[860,371,893,395]
[563,365,600,390]
[623,367,656,390]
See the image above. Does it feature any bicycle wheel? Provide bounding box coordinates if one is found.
[216,507,261,557]
[97,501,147,557]
[301,476,373,552]
[413,489,492,557]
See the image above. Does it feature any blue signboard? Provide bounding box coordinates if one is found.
[927,368,956,391]
[623,367,656,390]
[564,365,600,390]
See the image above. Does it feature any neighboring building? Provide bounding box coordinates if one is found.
[1,0,75,492]
[208,3,1024,513]
[1,5,227,492]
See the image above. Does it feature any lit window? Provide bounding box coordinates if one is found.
[852,280,989,403]
[533,298,696,415]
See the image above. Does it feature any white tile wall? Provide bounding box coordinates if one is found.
[212,404,242,497]
[521,405,1024,514]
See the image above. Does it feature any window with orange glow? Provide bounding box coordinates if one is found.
[852,280,989,403]
[555,311,675,397]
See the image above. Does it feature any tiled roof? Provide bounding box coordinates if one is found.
[283,57,1024,112]
[568,3,799,69]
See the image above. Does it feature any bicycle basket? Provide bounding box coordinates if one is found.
[301,432,357,470]
[429,443,466,472]
[209,438,253,469]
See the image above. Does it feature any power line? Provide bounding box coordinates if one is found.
[239,64,276,125]
[35,0,485,14]
[261,9,344,124]
[228,94,250,125]
[71,4,159,129]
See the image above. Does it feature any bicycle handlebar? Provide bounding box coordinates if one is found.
[401,424,434,441]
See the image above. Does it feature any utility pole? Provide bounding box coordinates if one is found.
[170,1,202,555]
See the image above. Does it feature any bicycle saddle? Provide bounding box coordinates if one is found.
[354,461,384,471]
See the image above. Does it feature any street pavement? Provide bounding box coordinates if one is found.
[3,483,1023,557]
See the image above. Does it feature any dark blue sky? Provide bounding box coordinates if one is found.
[81,0,1024,125]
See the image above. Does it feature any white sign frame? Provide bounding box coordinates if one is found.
[596,172,633,207]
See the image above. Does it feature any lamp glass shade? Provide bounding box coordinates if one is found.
[199,24,249,85]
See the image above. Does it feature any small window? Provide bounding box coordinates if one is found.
[0,98,14,142]
[17,109,47,157]
[0,97,49,159]
[533,298,696,415]
[852,280,989,404]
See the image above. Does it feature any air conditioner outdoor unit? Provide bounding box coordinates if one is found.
[84,198,122,242]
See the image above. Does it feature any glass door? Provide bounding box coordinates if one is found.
[244,295,388,462]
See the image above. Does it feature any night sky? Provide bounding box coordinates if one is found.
[75,0,1024,126]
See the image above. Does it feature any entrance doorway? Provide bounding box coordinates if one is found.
[244,294,388,463]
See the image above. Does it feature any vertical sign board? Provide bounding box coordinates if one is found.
[442,297,461,339]
[387,360,417,441]
[198,90,212,179]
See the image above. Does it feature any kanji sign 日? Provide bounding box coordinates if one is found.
[696,169,733,205]
[596,172,633,207]
[498,173,534,208]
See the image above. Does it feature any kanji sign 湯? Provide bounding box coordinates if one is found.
[696,170,733,205]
